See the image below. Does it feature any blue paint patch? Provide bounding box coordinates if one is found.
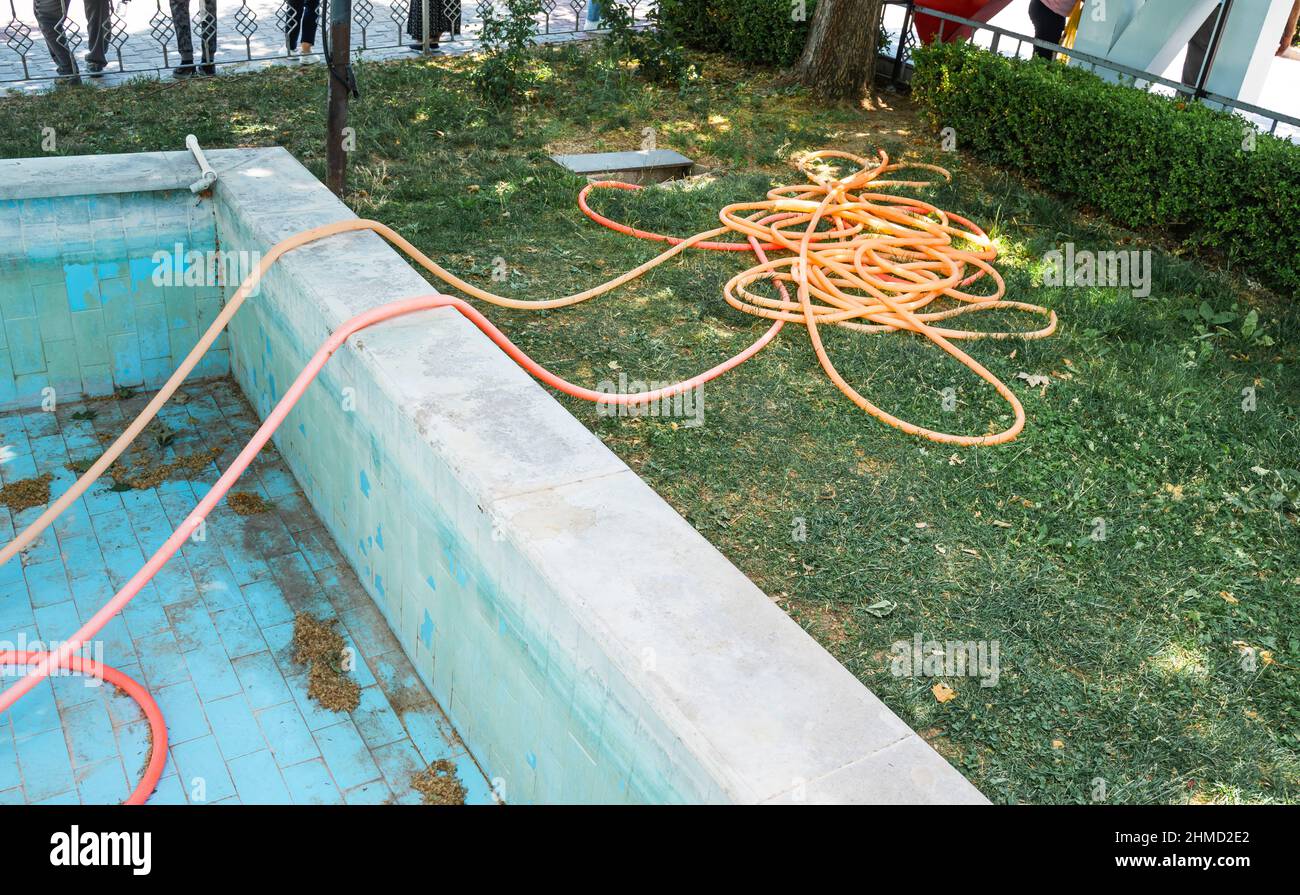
[128,256,157,285]
[359,469,371,498]
[375,575,384,597]
[526,751,537,770]
[298,423,306,436]
[268,373,277,402]
[63,262,98,311]
[358,539,367,556]
[425,575,436,591]
[419,610,434,647]
[375,526,384,550]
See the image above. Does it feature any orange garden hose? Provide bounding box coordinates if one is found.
[0,149,1055,803]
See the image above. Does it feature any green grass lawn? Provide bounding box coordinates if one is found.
[3,46,1297,804]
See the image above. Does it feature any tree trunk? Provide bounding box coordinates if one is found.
[797,0,884,102]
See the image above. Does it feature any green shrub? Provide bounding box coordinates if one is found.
[658,0,816,67]
[912,41,1300,293]
[474,0,546,105]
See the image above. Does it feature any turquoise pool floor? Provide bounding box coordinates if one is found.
[0,378,494,805]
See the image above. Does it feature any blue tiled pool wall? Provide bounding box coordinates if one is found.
[0,191,229,412]
[216,208,724,804]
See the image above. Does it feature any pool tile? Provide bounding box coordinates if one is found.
[256,701,319,767]
[370,738,425,803]
[204,693,264,760]
[75,757,130,804]
[241,579,294,629]
[165,599,220,653]
[61,697,118,768]
[350,685,406,750]
[281,758,343,805]
[183,642,242,703]
[314,720,381,791]
[231,649,292,710]
[133,629,190,688]
[151,681,210,745]
[211,604,266,659]
[171,735,236,804]
[342,780,392,805]
[15,727,75,802]
[227,749,292,804]
[8,677,61,738]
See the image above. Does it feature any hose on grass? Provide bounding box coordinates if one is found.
[0,148,1055,803]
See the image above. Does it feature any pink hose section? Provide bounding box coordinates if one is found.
[0,231,790,804]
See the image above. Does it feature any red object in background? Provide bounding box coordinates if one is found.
[915,0,998,45]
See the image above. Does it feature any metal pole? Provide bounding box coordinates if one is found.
[1194,0,1234,100]
[327,0,352,195]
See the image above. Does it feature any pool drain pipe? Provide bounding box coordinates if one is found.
[185,134,217,194]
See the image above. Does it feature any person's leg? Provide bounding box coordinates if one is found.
[1027,0,1066,60]
[33,0,77,74]
[84,0,109,67]
[170,0,195,69]
[300,0,318,52]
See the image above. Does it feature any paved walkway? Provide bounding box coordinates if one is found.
[0,378,495,804]
[2,0,612,89]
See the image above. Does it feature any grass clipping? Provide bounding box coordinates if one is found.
[228,491,271,515]
[412,759,467,805]
[0,473,52,513]
[292,612,361,713]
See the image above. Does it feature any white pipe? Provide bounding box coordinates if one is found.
[185,134,218,194]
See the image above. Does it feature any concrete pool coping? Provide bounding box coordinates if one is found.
[0,148,988,804]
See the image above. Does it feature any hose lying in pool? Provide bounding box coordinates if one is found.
[0,149,1056,803]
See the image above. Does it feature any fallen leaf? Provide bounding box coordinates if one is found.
[1052,739,1065,750]
[932,682,956,703]
[863,599,897,618]
[1016,371,1051,389]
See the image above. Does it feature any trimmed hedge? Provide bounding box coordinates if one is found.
[912,41,1300,294]
[657,0,815,67]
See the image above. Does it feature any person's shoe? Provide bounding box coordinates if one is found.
[173,62,198,79]
[407,41,440,53]
[54,70,82,86]
[198,63,216,76]
[86,61,105,78]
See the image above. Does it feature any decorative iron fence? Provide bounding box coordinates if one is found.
[2,0,649,86]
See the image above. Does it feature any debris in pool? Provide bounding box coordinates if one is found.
[411,759,467,805]
[112,446,223,491]
[227,491,271,516]
[292,612,361,712]
[70,409,97,421]
[0,473,53,513]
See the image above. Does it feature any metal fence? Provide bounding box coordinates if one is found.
[2,0,647,86]
[893,2,1299,138]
